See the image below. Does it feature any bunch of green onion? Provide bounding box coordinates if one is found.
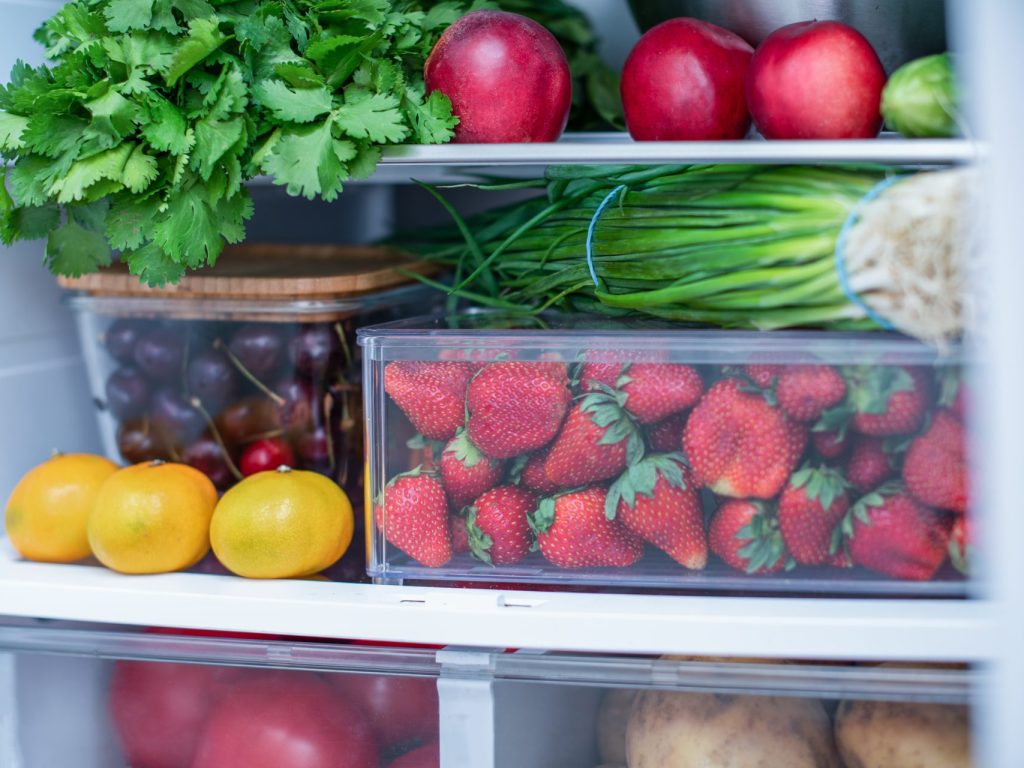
[403,164,972,343]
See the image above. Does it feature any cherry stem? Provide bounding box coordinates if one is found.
[214,338,285,406]
[190,397,244,481]
[334,322,353,370]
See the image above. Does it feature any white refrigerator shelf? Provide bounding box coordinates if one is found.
[0,540,990,662]
[243,132,981,186]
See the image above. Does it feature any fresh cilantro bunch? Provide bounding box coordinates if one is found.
[0,0,470,285]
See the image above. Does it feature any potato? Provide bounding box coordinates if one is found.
[626,690,839,767]
[597,689,638,764]
[834,700,972,768]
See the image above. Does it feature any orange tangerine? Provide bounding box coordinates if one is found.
[5,453,118,563]
[88,461,217,574]
[211,467,353,579]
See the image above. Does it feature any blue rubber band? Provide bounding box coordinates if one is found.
[834,176,904,330]
[585,184,627,289]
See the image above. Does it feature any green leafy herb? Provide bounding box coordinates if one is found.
[1,0,467,284]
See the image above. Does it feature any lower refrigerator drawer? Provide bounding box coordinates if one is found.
[0,620,974,768]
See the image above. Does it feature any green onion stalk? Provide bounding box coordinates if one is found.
[399,164,974,344]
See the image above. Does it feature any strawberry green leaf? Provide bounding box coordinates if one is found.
[528,497,555,536]
[790,466,813,489]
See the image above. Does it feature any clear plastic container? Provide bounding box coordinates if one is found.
[360,312,971,596]
[69,286,435,509]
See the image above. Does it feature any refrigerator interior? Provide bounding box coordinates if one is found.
[1,0,1022,765]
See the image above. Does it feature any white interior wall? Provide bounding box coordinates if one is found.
[0,0,103,494]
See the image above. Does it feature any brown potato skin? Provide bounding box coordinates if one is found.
[834,700,972,768]
[626,690,840,768]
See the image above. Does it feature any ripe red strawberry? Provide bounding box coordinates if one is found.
[844,366,931,436]
[608,454,707,569]
[646,412,688,453]
[581,363,703,425]
[440,430,503,510]
[845,436,897,492]
[543,391,644,488]
[708,499,790,575]
[384,361,475,441]
[467,362,571,459]
[465,485,537,566]
[530,487,643,569]
[949,515,970,575]
[903,410,968,513]
[816,366,931,439]
[683,379,807,499]
[811,428,848,459]
[451,513,469,554]
[776,365,846,422]
[743,363,783,388]
[846,484,953,580]
[517,449,558,495]
[376,471,452,568]
[777,465,849,565]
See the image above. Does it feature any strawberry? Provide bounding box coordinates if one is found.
[811,428,848,459]
[845,436,898,493]
[440,430,503,510]
[949,516,970,575]
[743,364,783,388]
[708,499,790,575]
[581,363,704,425]
[645,411,688,453]
[451,513,470,554]
[376,470,452,568]
[776,365,846,422]
[465,485,537,566]
[384,361,474,441]
[607,454,707,569]
[682,378,807,499]
[903,410,968,513]
[818,366,931,438]
[530,487,643,569]
[543,391,644,488]
[467,361,571,459]
[777,465,849,565]
[578,362,621,390]
[845,484,952,580]
[515,449,559,495]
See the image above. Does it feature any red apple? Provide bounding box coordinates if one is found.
[326,672,439,750]
[424,10,572,143]
[387,742,440,768]
[192,671,379,768]
[746,20,887,139]
[621,18,753,141]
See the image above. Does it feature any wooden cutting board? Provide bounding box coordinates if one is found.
[57,243,437,300]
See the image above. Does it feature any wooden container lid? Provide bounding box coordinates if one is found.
[59,244,440,321]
